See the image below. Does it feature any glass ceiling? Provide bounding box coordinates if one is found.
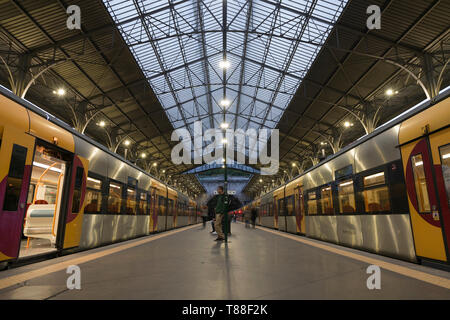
[103,0,348,138]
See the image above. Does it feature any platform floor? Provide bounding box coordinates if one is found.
[0,222,449,300]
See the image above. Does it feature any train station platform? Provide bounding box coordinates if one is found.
[0,222,449,300]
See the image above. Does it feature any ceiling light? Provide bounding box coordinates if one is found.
[292,163,297,167]
[98,121,106,127]
[124,140,131,146]
[87,177,101,184]
[339,181,353,187]
[153,162,158,167]
[386,89,394,96]
[220,99,230,108]
[219,60,230,69]
[364,172,384,180]
[33,162,62,173]
[141,153,146,158]
[53,88,66,96]
[220,122,229,129]
[343,121,353,128]
[222,138,228,144]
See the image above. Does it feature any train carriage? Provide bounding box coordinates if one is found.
[241,88,450,266]
[0,85,197,267]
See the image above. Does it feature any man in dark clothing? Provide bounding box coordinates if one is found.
[214,186,227,241]
[251,207,258,229]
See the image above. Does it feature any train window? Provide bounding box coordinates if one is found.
[307,191,317,215]
[27,184,36,204]
[320,186,334,214]
[158,196,166,216]
[364,172,385,187]
[126,188,137,214]
[411,154,431,213]
[3,144,27,211]
[286,196,294,216]
[439,145,450,210]
[338,180,355,213]
[71,167,84,213]
[362,172,390,213]
[85,177,102,214]
[108,182,122,214]
[138,192,148,215]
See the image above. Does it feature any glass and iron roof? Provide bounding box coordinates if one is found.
[103,0,348,135]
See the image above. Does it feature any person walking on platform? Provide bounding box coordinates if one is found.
[251,207,258,229]
[214,186,226,241]
[208,203,216,234]
[244,208,251,228]
[201,205,208,228]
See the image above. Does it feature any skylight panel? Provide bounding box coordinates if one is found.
[103,0,348,141]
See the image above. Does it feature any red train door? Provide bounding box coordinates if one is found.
[0,128,35,263]
[403,137,449,262]
[428,129,450,262]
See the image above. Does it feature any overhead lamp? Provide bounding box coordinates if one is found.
[220,99,230,108]
[219,60,231,69]
[162,170,166,173]
[222,138,228,144]
[124,140,131,146]
[220,122,229,129]
[343,121,353,128]
[152,162,158,167]
[386,89,394,96]
[292,162,297,167]
[98,120,106,127]
[141,153,146,158]
[53,88,66,96]
[259,179,263,183]
[222,165,225,168]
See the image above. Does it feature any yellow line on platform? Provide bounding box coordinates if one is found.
[257,226,450,290]
[0,224,198,291]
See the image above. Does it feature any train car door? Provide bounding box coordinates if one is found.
[428,128,450,262]
[278,198,286,231]
[402,137,449,262]
[62,155,89,249]
[0,126,35,263]
[20,142,72,258]
[149,188,157,233]
[173,199,178,228]
[273,196,278,229]
[294,186,305,234]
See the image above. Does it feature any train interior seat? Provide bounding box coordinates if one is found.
[343,205,355,213]
[368,203,381,212]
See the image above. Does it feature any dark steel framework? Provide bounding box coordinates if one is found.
[0,0,449,198]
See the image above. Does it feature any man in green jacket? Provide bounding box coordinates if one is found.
[214,186,227,241]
